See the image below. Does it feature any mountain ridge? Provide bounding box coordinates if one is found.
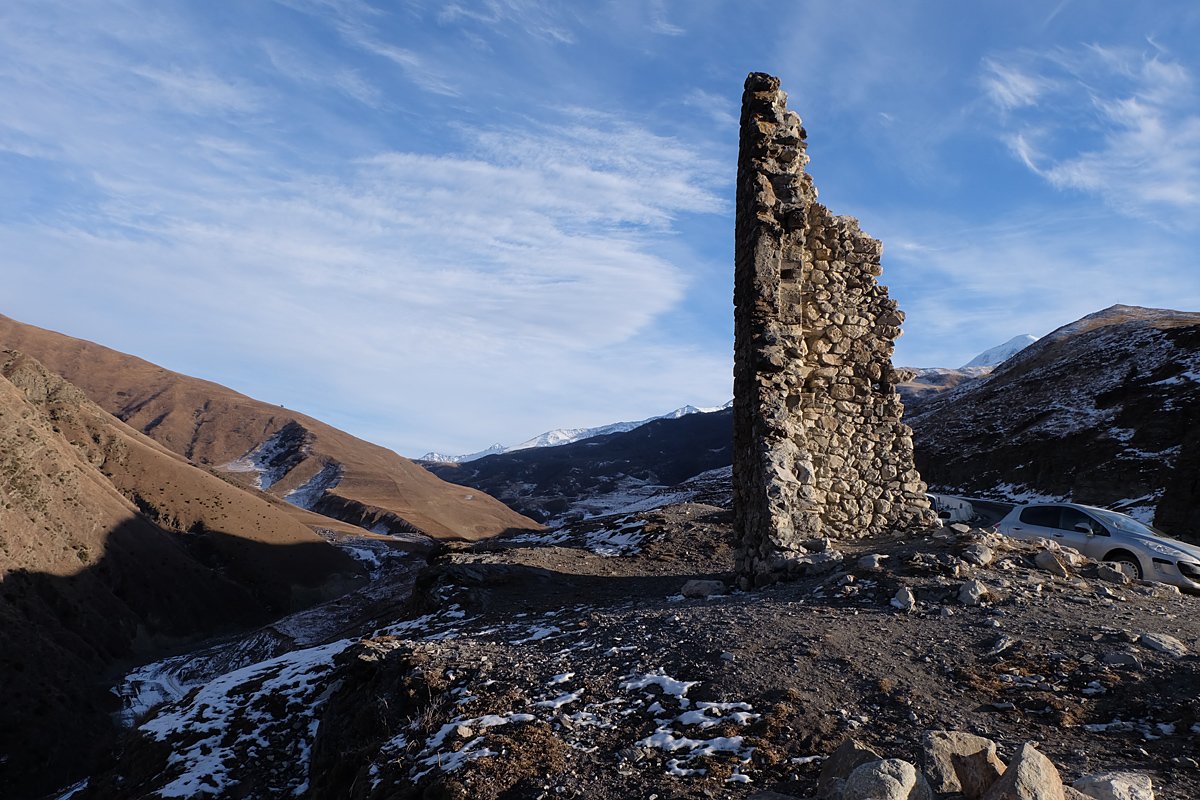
[0,312,540,540]
[420,402,730,464]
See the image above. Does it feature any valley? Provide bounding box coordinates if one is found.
[3,299,1196,800]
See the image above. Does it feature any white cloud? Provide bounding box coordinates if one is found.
[984,44,1200,226]
[0,1,729,456]
[981,59,1050,110]
[259,40,382,106]
[878,210,1200,369]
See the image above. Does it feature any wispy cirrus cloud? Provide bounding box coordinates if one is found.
[983,44,1200,226]
[877,208,1200,368]
[259,40,382,107]
[0,0,729,454]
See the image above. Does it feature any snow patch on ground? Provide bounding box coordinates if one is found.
[284,462,342,509]
[988,483,1067,505]
[139,639,346,797]
[221,427,307,490]
[501,514,656,558]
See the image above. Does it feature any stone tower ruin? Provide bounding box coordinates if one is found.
[734,73,935,588]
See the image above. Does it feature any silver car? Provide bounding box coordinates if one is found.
[995,502,1200,593]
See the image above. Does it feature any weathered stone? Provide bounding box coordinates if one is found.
[1035,550,1071,578]
[922,730,1006,799]
[771,550,844,578]
[1072,772,1154,800]
[959,579,990,606]
[817,738,883,799]
[843,758,933,800]
[1137,632,1189,657]
[962,544,995,567]
[680,579,727,599]
[891,586,916,611]
[981,742,1065,800]
[1096,563,1132,584]
[857,553,888,571]
[732,72,935,588]
[1101,651,1142,669]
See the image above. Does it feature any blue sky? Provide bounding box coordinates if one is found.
[3,1,1199,456]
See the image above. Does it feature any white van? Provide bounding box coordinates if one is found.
[926,493,976,524]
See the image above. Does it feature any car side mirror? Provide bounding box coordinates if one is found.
[1073,523,1094,536]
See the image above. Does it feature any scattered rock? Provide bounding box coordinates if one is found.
[1137,632,1189,657]
[858,553,889,571]
[1101,652,1143,669]
[843,758,933,800]
[772,551,845,579]
[959,579,990,606]
[681,579,727,598]
[1035,550,1071,578]
[804,537,834,553]
[817,738,883,799]
[981,742,1065,800]
[1072,771,1155,800]
[892,586,917,612]
[986,635,1019,656]
[1096,564,1131,585]
[950,523,972,534]
[962,544,995,567]
[923,730,1006,799]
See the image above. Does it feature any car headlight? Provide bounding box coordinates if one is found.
[1145,540,1190,560]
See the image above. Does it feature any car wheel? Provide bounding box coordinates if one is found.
[1104,552,1143,580]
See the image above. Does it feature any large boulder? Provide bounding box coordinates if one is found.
[982,742,1065,800]
[922,730,1006,799]
[842,758,933,800]
[1072,772,1155,800]
[816,739,883,799]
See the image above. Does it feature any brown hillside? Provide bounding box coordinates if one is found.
[0,313,540,540]
[0,350,362,796]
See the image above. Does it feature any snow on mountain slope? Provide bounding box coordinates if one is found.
[910,305,1200,538]
[896,366,992,410]
[961,334,1039,368]
[421,402,730,464]
[424,407,733,524]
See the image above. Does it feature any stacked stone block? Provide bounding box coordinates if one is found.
[734,72,935,587]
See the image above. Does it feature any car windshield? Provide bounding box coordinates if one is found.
[1089,508,1177,540]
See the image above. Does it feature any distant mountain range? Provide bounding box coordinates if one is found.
[425,310,1199,542]
[424,335,1042,467]
[962,334,1040,368]
[420,402,730,463]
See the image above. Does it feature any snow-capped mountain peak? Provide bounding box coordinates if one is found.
[421,403,729,464]
[961,334,1039,368]
[421,443,507,464]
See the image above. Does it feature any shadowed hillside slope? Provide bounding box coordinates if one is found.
[908,305,1200,539]
[0,350,364,796]
[0,313,539,540]
[426,409,733,522]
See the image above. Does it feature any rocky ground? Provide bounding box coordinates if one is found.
[72,504,1200,800]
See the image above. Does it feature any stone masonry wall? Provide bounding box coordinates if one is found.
[734,73,935,588]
